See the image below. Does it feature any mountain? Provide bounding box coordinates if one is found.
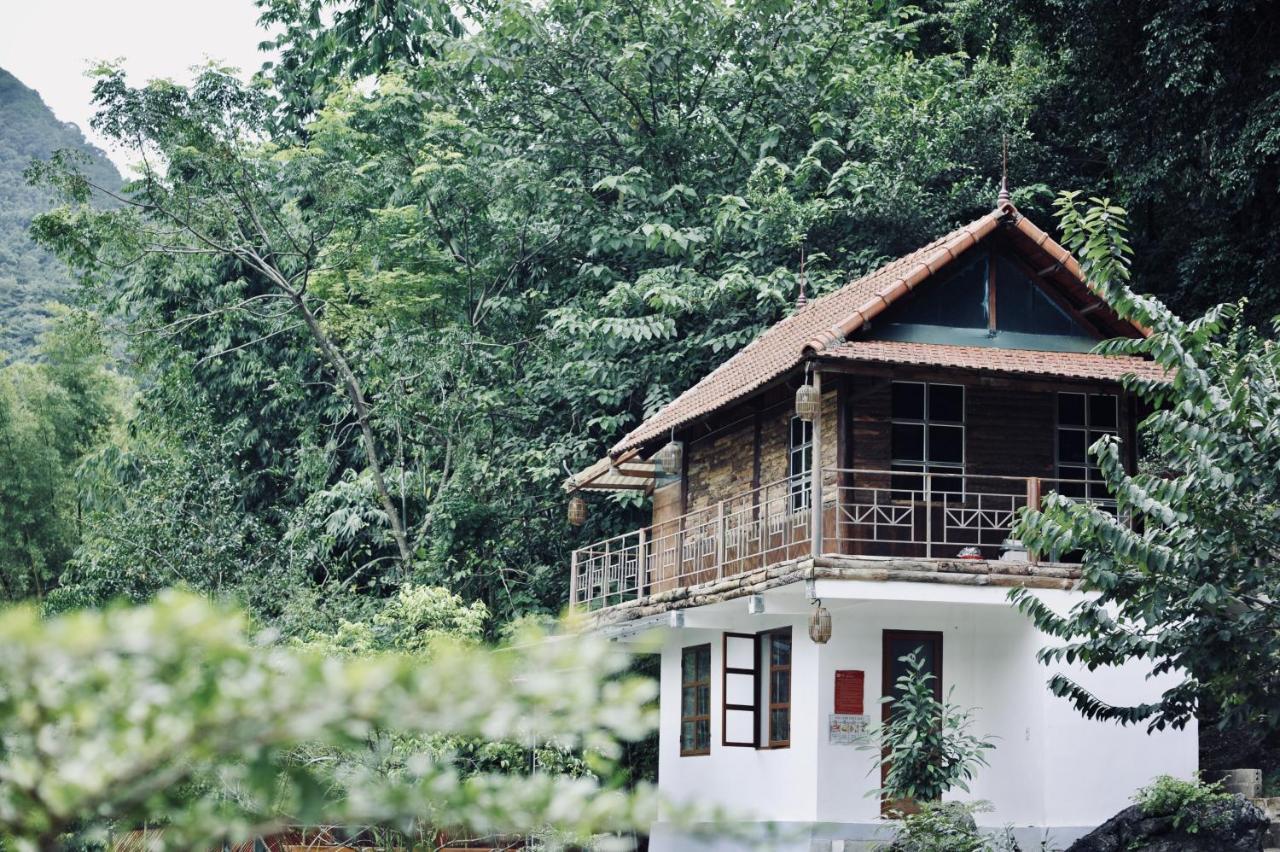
[0,67,121,359]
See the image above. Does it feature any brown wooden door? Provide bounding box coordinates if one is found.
[880,630,944,814]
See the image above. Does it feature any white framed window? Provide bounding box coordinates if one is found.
[1056,392,1117,501]
[788,416,813,510]
[890,382,965,495]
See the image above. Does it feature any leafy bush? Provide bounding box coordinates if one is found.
[860,652,996,803]
[880,801,1019,852]
[1132,775,1235,834]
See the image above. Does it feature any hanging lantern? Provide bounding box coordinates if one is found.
[795,382,819,422]
[809,600,832,644]
[656,440,683,480]
[567,495,588,526]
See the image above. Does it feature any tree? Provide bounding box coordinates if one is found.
[0,309,122,600]
[1012,192,1280,732]
[29,65,417,570]
[0,590,659,852]
[859,652,995,805]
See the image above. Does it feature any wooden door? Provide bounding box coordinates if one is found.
[880,630,944,815]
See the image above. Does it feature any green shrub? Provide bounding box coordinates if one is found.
[880,801,1019,852]
[1132,774,1234,833]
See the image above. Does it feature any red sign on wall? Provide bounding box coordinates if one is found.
[835,669,865,715]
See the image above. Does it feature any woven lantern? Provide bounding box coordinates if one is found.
[656,440,683,480]
[567,495,587,527]
[795,382,819,422]
[808,601,832,644]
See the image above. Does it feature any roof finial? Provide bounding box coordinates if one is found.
[998,134,1011,207]
[796,245,808,308]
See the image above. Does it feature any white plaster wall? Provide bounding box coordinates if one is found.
[657,612,819,825]
[652,582,1197,846]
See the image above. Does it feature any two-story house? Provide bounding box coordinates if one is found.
[564,197,1197,850]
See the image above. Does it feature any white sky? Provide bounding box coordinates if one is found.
[0,0,273,172]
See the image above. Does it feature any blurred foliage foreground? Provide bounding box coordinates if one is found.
[0,591,667,852]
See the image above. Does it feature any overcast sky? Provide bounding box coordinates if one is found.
[1,0,272,172]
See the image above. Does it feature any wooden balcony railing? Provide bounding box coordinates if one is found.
[569,468,1115,611]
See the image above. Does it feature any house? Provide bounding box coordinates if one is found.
[563,197,1197,850]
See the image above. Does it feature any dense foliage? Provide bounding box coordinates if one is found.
[1013,195,1280,733]
[0,69,119,359]
[0,591,660,852]
[26,0,1044,629]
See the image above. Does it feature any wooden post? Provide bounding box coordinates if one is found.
[1025,476,1042,563]
[810,368,824,559]
[569,549,580,609]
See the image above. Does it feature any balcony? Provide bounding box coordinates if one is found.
[569,468,1110,611]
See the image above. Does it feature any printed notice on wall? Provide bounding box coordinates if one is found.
[828,713,870,745]
[834,669,865,714]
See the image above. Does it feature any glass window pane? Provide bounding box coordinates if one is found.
[682,650,695,682]
[1089,394,1118,429]
[681,721,695,751]
[770,669,790,704]
[1058,393,1085,426]
[725,636,753,670]
[929,385,964,423]
[891,383,925,420]
[682,687,695,716]
[995,255,1093,338]
[1059,429,1087,464]
[697,684,710,715]
[928,425,964,464]
[1057,468,1086,498]
[726,672,754,706]
[891,466,923,497]
[892,423,925,462]
[696,719,711,750]
[889,254,989,329]
[725,710,753,744]
[697,647,710,680]
[770,708,791,744]
[931,472,965,494]
[771,632,791,667]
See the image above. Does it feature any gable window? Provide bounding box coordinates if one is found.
[722,628,791,749]
[1057,392,1117,501]
[891,382,965,494]
[680,644,711,756]
[789,416,813,510]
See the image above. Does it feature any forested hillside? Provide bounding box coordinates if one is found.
[0,68,120,358]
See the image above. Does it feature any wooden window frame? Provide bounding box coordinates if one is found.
[762,627,792,749]
[722,632,759,748]
[680,643,712,757]
[1055,391,1118,501]
[890,381,966,497]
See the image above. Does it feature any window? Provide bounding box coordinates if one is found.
[1057,392,1118,500]
[721,628,792,749]
[891,382,965,494]
[890,253,989,329]
[789,416,813,510]
[763,628,792,747]
[680,644,711,756]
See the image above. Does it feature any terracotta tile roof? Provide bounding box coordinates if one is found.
[607,203,1149,457]
[820,340,1169,383]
